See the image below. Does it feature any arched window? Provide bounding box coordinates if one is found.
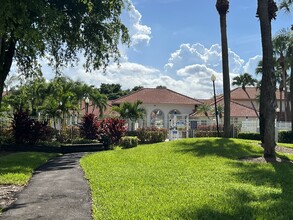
[168,109,181,129]
[169,109,181,115]
[150,109,164,128]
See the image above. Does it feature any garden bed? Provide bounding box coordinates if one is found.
[60,143,104,153]
[0,143,104,154]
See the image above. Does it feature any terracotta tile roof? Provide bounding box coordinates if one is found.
[230,87,282,100]
[229,100,258,117]
[112,88,202,105]
[190,100,258,118]
[81,101,113,116]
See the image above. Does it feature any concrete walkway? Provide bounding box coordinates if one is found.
[0,153,92,220]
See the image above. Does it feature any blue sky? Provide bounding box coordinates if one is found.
[11,1,293,99]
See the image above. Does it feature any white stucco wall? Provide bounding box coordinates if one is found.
[141,103,195,128]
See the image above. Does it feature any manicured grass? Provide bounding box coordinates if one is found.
[278,142,293,149]
[0,152,58,185]
[81,138,293,219]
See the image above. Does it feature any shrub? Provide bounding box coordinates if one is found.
[195,130,224,137]
[237,132,261,140]
[136,127,167,144]
[11,108,51,144]
[278,130,293,143]
[120,136,139,149]
[0,128,13,144]
[195,124,224,137]
[80,113,98,140]
[97,118,127,148]
[125,131,138,136]
[58,126,80,143]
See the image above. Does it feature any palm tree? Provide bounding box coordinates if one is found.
[216,0,231,138]
[273,29,291,121]
[113,100,146,131]
[232,73,259,118]
[217,104,224,123]
[256,0,278,159]
[90,89,108,117]
[196,103,211,119]
[279,0,293,12]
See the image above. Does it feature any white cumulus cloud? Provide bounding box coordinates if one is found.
[125,1,152,49]
[165,43,245,74]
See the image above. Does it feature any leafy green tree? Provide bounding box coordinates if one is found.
[131,86,144,92]
[100,83,129,100]
[156,85,167,89]
[112,100,146,131]
[216,0,231,138]
[0,0,129,108]
[232,73,259,118]
[256,0,278,159]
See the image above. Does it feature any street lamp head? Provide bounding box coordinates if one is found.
[276,107,280,113]
[211,74,216,82]
[85,97,90,104]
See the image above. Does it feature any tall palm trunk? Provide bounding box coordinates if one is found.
[290,54,293,132]
[279,87,283,121]
[216,0,231,138]
[280,54,290,121]
[257,0,277,158]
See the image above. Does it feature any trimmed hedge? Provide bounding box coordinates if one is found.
[195,124,224,137]
[237,132,261,140]
[120,136,139,149]
[127,127,167,144]
[278,130,293,143]
[195,131,224,137]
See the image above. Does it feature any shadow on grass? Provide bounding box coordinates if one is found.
[173,138,293,219]
[175,163,293,219]
[0,152,61,180]
[175,138,263,160]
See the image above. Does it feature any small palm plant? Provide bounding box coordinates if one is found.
[112,100,146,131]
[197,103,211,119]
[232,73,259,118]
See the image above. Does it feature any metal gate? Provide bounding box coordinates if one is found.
[168,114,189,140]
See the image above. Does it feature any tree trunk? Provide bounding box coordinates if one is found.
[279,87,283,121]
[258,0,277,158]
[219,13,231,138]
[244,89,259,118]
[290,54,293,132]
[0,36,16,109]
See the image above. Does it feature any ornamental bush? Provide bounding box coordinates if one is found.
[58,125,80,143]
[11,108,51,144]
[237,132,261,140]
[97,118,127,149]
[136,127,167,144]
[120,136,139,149]
[278,130,293,143]
[80,113,98,140]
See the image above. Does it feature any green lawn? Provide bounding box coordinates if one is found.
[278,142,293,149]
[0,152,58,185]
[81,138,293,219]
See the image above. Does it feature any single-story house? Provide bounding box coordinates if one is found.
[111,88,202,130]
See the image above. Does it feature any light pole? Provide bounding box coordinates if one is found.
[275,107,280,143]
[211,74,220,137]
[85,97,89,114]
